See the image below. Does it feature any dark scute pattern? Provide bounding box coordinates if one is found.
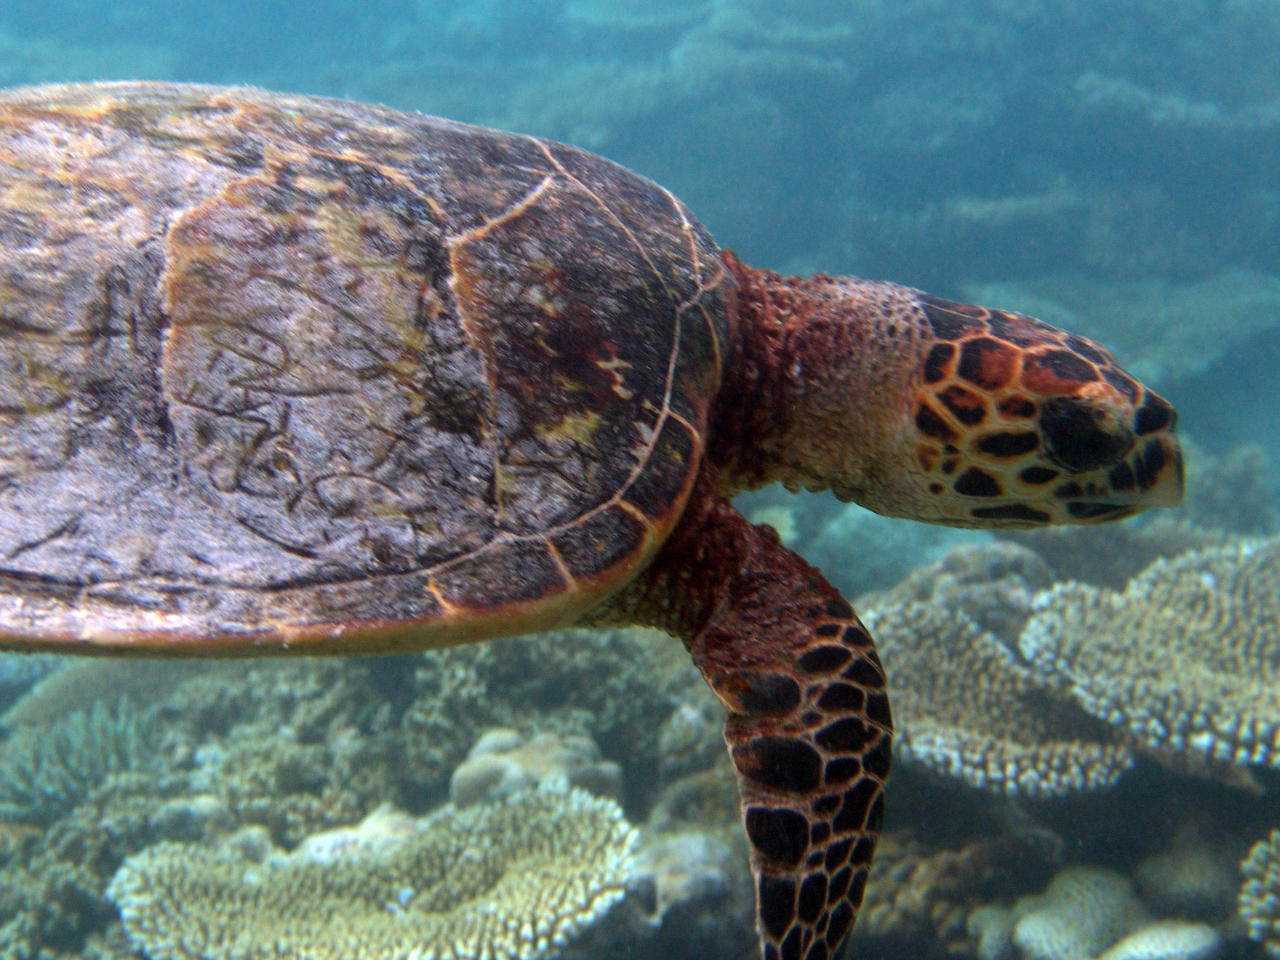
[1102,366,1140,403]
[823,597,854,620]
[958,337,1016,390]
[834,778,879,834]
[866,792,886,834]
[976,431,1040,457]
[745,805,811,868]
[841,656,883,688]
[939,385,988,425]
[824,837,853,873]
[814,622,842,637]
[1137,438,1168,489]
[1065,334,1108,364]
[816,682,865,713]
[1019,466,1059,485]
[810,822,830,845]
[729,671,803,717]
[1032,349,1099,384]
[780,927,804,960]
[865,691,891,729]
[1134,395,1173,435]
[971,504,1052,523]
[954,467,1002,498]
[920,297,981,340]
[822,757,863,786]
[1067,502,1130,519]
[806,941,829,960]
[733,736,823,793]
[922,343,954,383]
[916,403,957,443]
[851,837,876,869]
[1108,460,1136,492]
[759,875,798,941]
[999,396,1037,419]
[826,901,854,948]
[847,869,868,910]
[813,794,841,816]
[814,717,876,755]
[827,866,853,905]
[793,647,844,675]
[862,735,892,779]
[840,624,871,648]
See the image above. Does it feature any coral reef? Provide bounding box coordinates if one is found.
[865,601,1131,797]
[402,626,685,808]
[0,700,163,825]
[1240,829,1280,960]
[1134,822,1241,923]
[853,831,1055,956]
[449,728,622,806]
[1010,866,1150,960]
[1020,536,1280,770]
[3,661,204,728]
[109,787,638,960]
[1093,920,1222,960]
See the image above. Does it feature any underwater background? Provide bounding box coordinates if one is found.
[0,1,1278,959]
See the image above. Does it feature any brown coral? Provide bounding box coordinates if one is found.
[1020,536,1280,769]
[109,787,637,960]
[866,601,1132,797]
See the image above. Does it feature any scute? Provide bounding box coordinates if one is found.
[0,82,730,651]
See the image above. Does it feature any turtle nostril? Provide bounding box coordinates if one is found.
[1040,396,1134,473]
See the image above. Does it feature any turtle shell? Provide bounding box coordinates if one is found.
[0,83,730,653]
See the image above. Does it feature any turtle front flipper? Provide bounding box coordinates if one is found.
[599,490,891,960]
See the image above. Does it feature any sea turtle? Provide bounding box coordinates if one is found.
[0,83,1182,960]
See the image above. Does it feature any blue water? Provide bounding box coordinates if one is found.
[0,2,1276,959]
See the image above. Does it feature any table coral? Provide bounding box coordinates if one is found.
[865,601,1132,797]
[1240,829,1280,959]
[109,786,637,960]
[1020,537,1280,770]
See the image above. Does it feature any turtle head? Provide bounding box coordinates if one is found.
[717,256,1183,528]
[863,293,1184,527]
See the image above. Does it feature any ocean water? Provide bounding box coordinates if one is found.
[0,2,1277,960]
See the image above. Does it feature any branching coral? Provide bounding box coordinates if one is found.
[1020,537,1280,770]
[865,601,1132,797]
[1241,829,1280,960]
[0,699,163,824]
[109,787,638,960]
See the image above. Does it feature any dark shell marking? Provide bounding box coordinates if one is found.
[728,605,889,960]
[912,296,1181,526]
[0,83,729,648]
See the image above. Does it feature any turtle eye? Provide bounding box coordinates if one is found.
[1040,396,1134,473]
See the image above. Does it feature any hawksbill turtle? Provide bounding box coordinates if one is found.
[0,83,1183,960]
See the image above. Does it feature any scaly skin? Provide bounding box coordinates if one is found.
[610,251,1183,960]
[600,473,890,960]
[712,252,1183,523]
